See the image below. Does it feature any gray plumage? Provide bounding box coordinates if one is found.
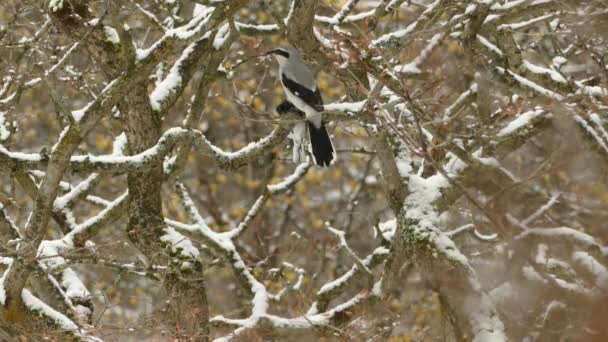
[277,46,317,91]
[270,46,336,167]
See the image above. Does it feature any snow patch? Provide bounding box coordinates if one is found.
[496,67,563,100]
[160,227,200,258]
[49,0,64,12]
[22,288,79,330]
[378,219,397,241]
[51,125,70,154]
[572,251,608,290]
[477,35,503,56]
[213,23,231,49]
[0,111,10,141]
[552,56,567,67]
[62,268,91,300]
[112,132,128,156]
[150,42,197,111]
[136,6,214,61]
[54,173,99,210]
[71,79,118,122]
[574,115,608,154]
[371,0,440,46]
[523,60,567,84]
[394,33,443,74]
[324,100,367,113]
[497,107,546,137]
[103,26,120,44]
[404,174,471,266]
[0,258,13,305]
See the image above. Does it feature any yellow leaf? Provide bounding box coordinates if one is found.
[94,135,112,151]
[245,179,261,190]
[216,174,227,184]
[253,97,264,110]
[448,40,461,55]
[312,219,323,230]
[285,271,297,283]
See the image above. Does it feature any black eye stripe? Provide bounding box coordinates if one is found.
[272,49,290,58]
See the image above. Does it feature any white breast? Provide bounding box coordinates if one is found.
[283,86,322,127]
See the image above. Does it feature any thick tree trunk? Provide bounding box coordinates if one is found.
[122,84,210,340]
[123,84,165,253]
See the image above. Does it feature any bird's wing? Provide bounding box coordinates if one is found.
[281,73,324,112]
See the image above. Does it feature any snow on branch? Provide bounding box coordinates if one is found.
[323,100,367,114]
[46,40,83,77]
[521,192,560,226]
[29,170,113,208]
[477,34,503,56]
[403,174,471,265]
[490,0,534,11]
[172,168,309,294]
[266,161,311,193]
[70,191,128,246]
[575,83,608,98]
[394,33,444,74]
[0,202,21,241]
[326,224,371,274]
[160,227,200,259]
[197,127,292,170]
[496,107,548,137]
[59,3,230,127]
[497,12,557,31]
[443,83,478,121]
[227,161,310,238]
[171,184,275,336]
[316,9,376,25]
[516,227,608,256]
[24,192,131,327]
[314,245,389,313]
[0,257,13,305]
[150,42,198,111]
[314,0,360,25]
[496,67,564,100]
[21,288,102,342]
[370,0,442,47]
[234,22,280,35]
[523,60,567,84]
[267,262,306,302]
[133,3,167,32]
[213,23,231,49]
[446,223,498,241]
[21,288,79,331]
[135,5,215,61]
[71,79,119,123]
[1,124,292,174]
[589,114,608,145]
[170,167,389,340]
[571,251,608,291]
[53,173,101,211]
[574,114,608,156]
[212,281,382,341]
[386,145,506,341]
[211,290,373,340]
[400,180,506,340]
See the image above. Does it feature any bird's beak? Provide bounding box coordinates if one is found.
[265,49,278,56]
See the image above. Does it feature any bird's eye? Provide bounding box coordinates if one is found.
[274,49,290,58]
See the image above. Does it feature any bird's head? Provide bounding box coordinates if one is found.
[266,47,291,66]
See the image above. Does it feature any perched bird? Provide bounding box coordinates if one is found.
[268,46,336,167]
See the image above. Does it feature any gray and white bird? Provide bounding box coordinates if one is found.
[268,46,336,167]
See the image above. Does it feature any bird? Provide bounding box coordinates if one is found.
[267,46,336,167]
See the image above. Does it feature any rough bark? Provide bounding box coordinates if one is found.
[122,84,210,340]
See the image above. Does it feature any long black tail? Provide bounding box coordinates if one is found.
[307,121,335,167]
